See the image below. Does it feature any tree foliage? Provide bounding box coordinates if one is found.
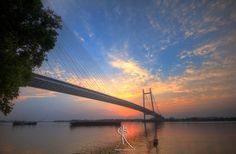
[0,0,62,115]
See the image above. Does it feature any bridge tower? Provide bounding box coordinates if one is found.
[143,88,155,120]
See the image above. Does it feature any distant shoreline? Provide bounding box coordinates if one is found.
[165,117,236,122]
[1,117,236,123]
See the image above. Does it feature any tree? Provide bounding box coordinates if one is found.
[0,0,62,115]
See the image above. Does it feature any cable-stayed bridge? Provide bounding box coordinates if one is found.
[30,24,163,119]
[29,73,161,117]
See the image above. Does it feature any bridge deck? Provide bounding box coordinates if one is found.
[29,73,162,117]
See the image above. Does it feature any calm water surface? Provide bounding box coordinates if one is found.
[0,122,236,154]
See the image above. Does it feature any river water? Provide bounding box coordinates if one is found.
[0,121,236,154]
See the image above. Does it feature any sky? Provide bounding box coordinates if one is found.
[1,0,236,120]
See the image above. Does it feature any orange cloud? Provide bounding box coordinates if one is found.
[17,87,57,101]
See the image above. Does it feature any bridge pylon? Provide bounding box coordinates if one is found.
[143,88,156,120]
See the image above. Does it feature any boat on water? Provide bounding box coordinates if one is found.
[70,120,121,127]
[12,121,37,126]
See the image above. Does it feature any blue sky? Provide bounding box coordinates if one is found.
[1,0,236,120]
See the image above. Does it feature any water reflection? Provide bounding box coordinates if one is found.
[143,121,161,154]
[0,122,236,154]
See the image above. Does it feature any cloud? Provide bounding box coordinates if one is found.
[107,54,154,99]
[17,87,57,101]
[154,32,236,116]
[101,32,234,117]
[153,0,234,39]
[148,16,161,31]
[71,32,235,116]
[105,42,161,95]
[230,12,236,22]
[109,57,152,82]
[73,30,85,43]
[184,31,194,38]
[179,42,217,59]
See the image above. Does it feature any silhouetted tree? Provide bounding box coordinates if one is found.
[0,0,62,115]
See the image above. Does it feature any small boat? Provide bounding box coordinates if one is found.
[12,121,37,126]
